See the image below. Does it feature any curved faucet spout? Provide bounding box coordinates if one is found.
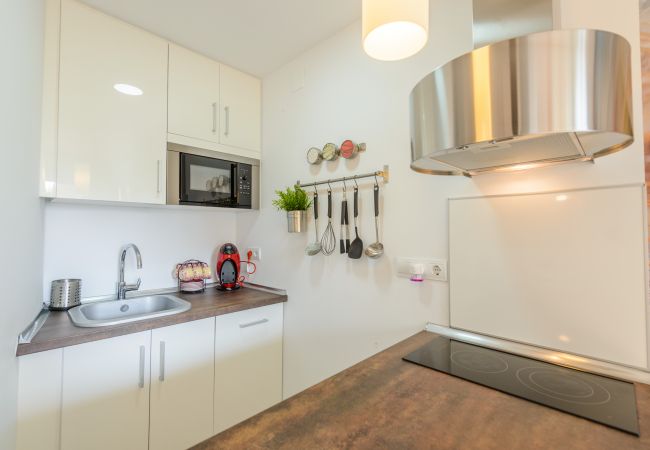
[118,244,143,299]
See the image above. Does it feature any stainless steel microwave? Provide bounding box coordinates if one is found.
[167,143,259,209]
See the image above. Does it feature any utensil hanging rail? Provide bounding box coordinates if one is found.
[296,165,389,188]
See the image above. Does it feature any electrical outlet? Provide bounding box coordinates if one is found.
[396,257,448,282]
[430,261,447,281]
[247,247,261,261]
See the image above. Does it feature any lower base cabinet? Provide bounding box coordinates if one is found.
[214,303,284,433]
[150,318,215,450]
[61,331,151,450]
[16,303,284,450]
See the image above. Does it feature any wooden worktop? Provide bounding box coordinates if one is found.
[195,331,650,450]
[16,286,287,356]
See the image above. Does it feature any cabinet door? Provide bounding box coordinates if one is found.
[17,349,63,450]
[219,64,261,153]
[150,318,215,450]
[168,44,221,144]
[57,0,168,203]
[214,303,283,433]
[61,332,151,450]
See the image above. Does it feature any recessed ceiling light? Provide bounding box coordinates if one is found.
[113,83,143,96]
[555,194,568,202]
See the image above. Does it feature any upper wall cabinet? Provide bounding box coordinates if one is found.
[219,64,262,153]
[168,47,261,159]
[56,0,168,204]
[168,44,221,145]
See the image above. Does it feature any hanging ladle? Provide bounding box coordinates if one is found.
[365,176,384,258]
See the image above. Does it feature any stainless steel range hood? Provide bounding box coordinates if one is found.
[409,0,633,176]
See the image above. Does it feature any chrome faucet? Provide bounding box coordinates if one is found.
[117,243,142,300]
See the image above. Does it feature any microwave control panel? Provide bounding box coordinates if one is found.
[237,163,252,207]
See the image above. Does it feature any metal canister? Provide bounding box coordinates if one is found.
[49,279,82,310]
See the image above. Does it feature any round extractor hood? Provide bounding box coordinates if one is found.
[409,29,633,176]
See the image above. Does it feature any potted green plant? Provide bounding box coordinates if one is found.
[272,185,312,233]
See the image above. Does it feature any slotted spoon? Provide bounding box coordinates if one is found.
[305,190,321,256]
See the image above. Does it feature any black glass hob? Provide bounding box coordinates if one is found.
[403,337,639,435]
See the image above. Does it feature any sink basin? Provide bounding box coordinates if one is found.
[68,295,191,327]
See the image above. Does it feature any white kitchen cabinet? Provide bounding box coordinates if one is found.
[219,64,262,153]
[167,45,261,158]
[150,318,216,450]
[61,332,151,450]
[168,44,221,145]
[16,349,63,450]
[214,303,283,433]
[56,0,168,204]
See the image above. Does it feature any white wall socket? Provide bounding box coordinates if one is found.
[396,257,448,282]
[247,247,262,261]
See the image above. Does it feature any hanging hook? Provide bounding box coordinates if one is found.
[374,173,379,187]
[342,177,347,193]
[353,177,358,189]
[327,180,332,192]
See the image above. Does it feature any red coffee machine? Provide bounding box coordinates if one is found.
[216,243,241,290]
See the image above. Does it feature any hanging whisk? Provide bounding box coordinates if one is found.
[320,184,336,255]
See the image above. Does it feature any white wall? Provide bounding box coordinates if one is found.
[44,203,238,299]
[0,1,45,448]
[239,0,646,398]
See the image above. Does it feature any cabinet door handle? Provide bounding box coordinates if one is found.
[156,160,161,194]
[138,345,145,388]
[239,318,268,328]
[159,341,166,382]
[224,106,230,136]
[212,102,217,133]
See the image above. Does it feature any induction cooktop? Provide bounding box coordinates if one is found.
[403,336,639,435]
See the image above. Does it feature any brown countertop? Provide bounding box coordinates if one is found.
[195,331,650,450]
[16,286,287,356]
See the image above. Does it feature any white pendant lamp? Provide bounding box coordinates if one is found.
[362,0,429,61]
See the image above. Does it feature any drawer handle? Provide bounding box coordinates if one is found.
[138,345,145,388]
[239,318,268,328]
[159,341,166,382]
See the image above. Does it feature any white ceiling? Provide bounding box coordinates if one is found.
[80,0,361,76]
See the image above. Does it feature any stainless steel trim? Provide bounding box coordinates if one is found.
[166,149,180,205]
[425,323,650,384]
[167,142,260,166]
[224,106,230,136]
[239,318,268,328]
[211,102,217,133]
[159,341,165,382]
[18,306,50,344]
[139,345,145,388]
[242,282,287,296]
[410,29,633,176]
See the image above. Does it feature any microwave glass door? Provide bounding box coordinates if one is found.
[180,154,235,206]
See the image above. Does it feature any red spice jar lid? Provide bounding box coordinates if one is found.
[340,139,357,159]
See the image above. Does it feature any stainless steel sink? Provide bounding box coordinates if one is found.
[68,295,191,327]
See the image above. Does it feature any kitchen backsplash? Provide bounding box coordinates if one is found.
[43,202,237,301]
